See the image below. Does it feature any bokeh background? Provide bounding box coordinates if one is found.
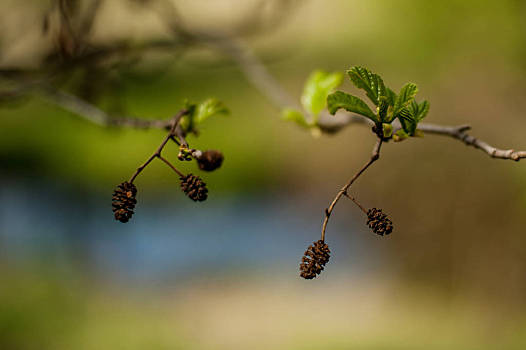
[2,0,526,349]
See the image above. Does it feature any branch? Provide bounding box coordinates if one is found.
[205,36,368,129]
[344,193,368,214]
[174,125,188,147]
[321,138,383,241]
[157,154,184,178]
[129,108,188,183]
[210,37,525,160]
[41,87,172,129]
[3,4,525,163]
[417,123,526,161]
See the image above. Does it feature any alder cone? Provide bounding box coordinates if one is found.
[299,240,331,279]
[112,182,137,223]
[197,150,224,171]
[366,208,393,236]
[180,174,208,202]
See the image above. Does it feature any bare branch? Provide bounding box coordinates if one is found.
[344,193,368,214]
[157,154,184,178]
[321,138,383,242]
[417,123,526,161]
[41,87,172,129]
[129,108,189,183]
[204,36,298,109]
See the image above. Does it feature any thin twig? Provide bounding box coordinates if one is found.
[321,138,383,241]
[174,125,188,147]
[41,87,172,129]
[157,155,184,177]
[129,109,188,183]
[417,123,526,161]
[344,193,368,214]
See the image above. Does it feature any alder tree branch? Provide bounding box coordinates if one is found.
[344,193,368,214]
[1,1,524,163]
[321,138,383,242]
[417,123,526,161]
[157,154,184,178]
[129,108,189,183]
[41,87,172,129]
[174,125,189,147]
[219,39,526,161]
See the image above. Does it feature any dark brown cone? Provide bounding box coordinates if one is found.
[299,240,331,280]
[180,174,208,202]
[197,150,224,172]
[366,208,393,236]
[112,181,137,223]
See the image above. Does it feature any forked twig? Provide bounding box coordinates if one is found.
[321,138,383,241]
[129,108,188,183]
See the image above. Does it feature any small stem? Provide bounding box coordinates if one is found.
[170,135,181,146]
[344,193,368,214]
[175,125,189,147]
[129,153,157,183]
[321,138,382,241]
[128,108,188,183]
[157,155,184,177]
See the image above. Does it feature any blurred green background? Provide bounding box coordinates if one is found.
[1,0,526,349]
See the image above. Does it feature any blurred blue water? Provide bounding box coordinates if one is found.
[0,178,382,288]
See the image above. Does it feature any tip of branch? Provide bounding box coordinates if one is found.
[457,125,471,133]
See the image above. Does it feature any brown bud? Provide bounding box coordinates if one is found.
[197,150,224,171]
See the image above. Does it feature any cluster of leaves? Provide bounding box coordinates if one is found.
[327,66,429,140]
[282,70,343,133]
[181,98,230,134]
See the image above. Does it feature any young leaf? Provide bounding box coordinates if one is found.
[408,100,430,122]
[195,98,229,124]
[393,83,418,119]
[386,87,397,106]
[347,66,386,106]
[382,123,393,138]
[418,100,430,121]
[398,100,431,136]
[393,129,409,142]
[327,91,378,122]
[282,108,310,128]
[180,100,198,132]
[397,107,416,135]
[301,70,343,115]
[377,96,389,122]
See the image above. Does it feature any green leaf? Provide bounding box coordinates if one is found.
[382,123,393,138]
[195,98,229,124]
[397,107,416,135]
[397,99,430,136]
[386,88,397,106]
[377,96,389,122]
[282,108,310,128]
[180,100,198,132]
[414,129,425,137]
[393,83,418,119]
[301,70,343,115]
[327,91,378,122]
[393,129,409,142]
[409,100,430,122]
[347,66,386,106]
